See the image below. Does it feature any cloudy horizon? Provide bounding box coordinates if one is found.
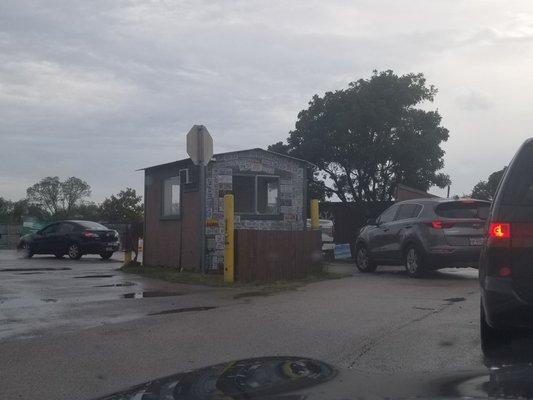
[2,0,533,202]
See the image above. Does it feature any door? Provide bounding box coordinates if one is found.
[33,223,59,254]
[369,204,399,261]
[382,204,421,262]
[55,222,75,254]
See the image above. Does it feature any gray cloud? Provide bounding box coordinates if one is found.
[2,0,533,201]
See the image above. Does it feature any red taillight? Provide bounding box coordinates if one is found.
[489,223,511,239]
[499,266,512,277]
[82,230,99,238]
[428,220,455,229]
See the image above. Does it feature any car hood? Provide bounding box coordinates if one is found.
[93,356,533,400]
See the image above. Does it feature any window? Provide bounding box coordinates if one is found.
[41,224,58,235]
[257,176,279,214]
[234,175,280,215]
[395,204,422,221]
[77,221,108,230]
[58,223,74,234]
[377,205,398,224]
[162,176,180,217]
[435,201,490,219]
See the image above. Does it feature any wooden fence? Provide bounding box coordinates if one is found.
[235,229,322,283]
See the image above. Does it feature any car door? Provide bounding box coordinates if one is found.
[55,222,75,254]
[33,223,59,254]
[369,204,399,261]
[382,204,420,262]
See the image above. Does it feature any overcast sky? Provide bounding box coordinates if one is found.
[2,0,533,202]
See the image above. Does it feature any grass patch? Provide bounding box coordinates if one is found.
[120,263,351,294]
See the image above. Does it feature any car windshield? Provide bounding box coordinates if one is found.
[4,2,533,400]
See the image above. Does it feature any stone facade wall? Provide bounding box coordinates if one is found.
[204,149,307,270]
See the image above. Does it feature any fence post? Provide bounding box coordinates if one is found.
[311,199,320,229]
[224,194,235,283]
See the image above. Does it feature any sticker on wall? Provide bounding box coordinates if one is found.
[280,184,293,193]
[284,213,297,221]
[218,183,232,191]
[262,166,274,174]
[280,199,292,206]
[262,158,274,167]
[206,218,219,227]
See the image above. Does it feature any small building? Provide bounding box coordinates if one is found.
[141,148,314,271]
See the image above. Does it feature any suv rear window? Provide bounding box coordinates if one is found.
[435,201,490,219]
[501,143,533,206]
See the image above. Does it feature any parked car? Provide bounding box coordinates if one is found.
[355,198,490,277]
[480,138,533,358]
[17,220,120,260]
[306,218,335,259]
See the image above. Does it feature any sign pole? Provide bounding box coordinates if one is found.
[198,129,206,273]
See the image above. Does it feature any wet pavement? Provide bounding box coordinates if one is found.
[0,250,233,340]
[1,251,486,400]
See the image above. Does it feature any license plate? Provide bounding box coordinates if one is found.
[106,247,114,251]
[469,237,484,246]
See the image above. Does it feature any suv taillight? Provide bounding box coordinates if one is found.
[489,223,511,239]
[427,220,455,229]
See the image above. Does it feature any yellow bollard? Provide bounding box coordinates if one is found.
[124,251,132,265]
[224,194,235,283]
[311,199,320,230]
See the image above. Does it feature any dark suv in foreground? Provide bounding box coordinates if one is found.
[355,198,490,277]
[17,220,120,260]
[480,138,533,357]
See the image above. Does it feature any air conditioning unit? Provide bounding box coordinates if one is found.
[179,168,190,184]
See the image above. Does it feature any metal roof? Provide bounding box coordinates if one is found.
[137,147,314,171]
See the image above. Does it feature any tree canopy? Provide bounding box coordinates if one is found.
[26,176,91,218]
[269,70,450,202]
[471,168,506,201]
[100,188,143,222]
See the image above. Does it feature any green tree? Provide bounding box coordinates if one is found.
[26,176,91,218]
[471,168,506,201]
[71,202,102,221]
[26,176,62,216]
[268,70,450,202]
[100,188,143,222]
[0,197,13,222]
[61,177,91,217]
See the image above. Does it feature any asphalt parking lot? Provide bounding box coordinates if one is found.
[0,251,484,400]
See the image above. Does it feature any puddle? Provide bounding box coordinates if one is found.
[41,298,58,303]
[1,267,71,272]
[149,306,217,315]
[122,291,183,299]
[94,356,336,399]
[94,282,136,288]
[413,306,436,311]
[233,291,270,299]
[444,297,466,303]
[75,274,114,279]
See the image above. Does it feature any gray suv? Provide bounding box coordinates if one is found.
[355,198,490,277]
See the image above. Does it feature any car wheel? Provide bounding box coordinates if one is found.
[100,251,113,260]
[405,246,425,278]
[67,243,82,260]
[18,242,33,259]
[355,246,377,273]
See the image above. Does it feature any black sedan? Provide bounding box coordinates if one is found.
[17,220,120,260]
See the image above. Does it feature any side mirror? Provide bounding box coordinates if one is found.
[366,218,377,225]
